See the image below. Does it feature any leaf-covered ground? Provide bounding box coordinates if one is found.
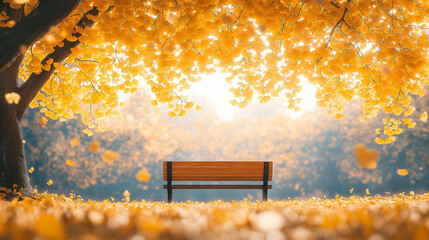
[0,193,428,240]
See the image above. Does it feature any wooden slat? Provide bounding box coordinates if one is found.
[163,176,273,181]
[165,176,269,181]
[163,172,272,179]
[162,161,273,181]
[163,184,273,189]
[163,161,272,167]
[163,172,272,177]
[163,167,271,173]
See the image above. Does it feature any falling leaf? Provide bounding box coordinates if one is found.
[150,100,158,106]
[28,167,34,173]
[294,183,300,190]
[88,140,100,152]
[420,111,428,122]
[397,169,408,176]
[4,92,20,104]
[47,180,53,185]
[334,113,344,120]
[350,188,353,193]
[168,111,177,117]
[40,118,47,128]
[354,144,379,169]
[366,188,370,195]
[136,170,151,182]
[123,190,130,197]
[70,137,79,147]
[65,160,75,167]
[102,150,117,163]
[196,105,202,111]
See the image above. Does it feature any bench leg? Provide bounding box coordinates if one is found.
[168,188,172,203]
[262,187,268,202]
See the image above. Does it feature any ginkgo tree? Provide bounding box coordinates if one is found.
[0,0,428,197]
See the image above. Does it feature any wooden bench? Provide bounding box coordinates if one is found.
[163,161,273,203]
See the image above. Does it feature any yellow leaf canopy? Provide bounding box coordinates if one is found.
[12,0,429,142]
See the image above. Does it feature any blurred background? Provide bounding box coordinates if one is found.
[21,81,429,202]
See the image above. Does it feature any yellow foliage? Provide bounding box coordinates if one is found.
[375,138,384,145]
[35,214,65,240]
[11,0,429,144]
[82,128,93,136]
[184,102,195,109]
[408,122,416,129]
[259,95,271,103]
[13,193,429,239]
[178,110,187,117]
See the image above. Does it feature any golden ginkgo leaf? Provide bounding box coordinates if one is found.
[136,171,151,182]
[354,144,379,170]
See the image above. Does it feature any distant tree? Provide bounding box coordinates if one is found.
[1,0,429,196]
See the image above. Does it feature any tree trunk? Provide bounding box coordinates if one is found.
[0,54,32,199]
[0,0,82,200]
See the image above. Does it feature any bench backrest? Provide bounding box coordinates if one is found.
[163,161,273,181]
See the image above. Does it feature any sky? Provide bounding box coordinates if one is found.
[187,73,318,121]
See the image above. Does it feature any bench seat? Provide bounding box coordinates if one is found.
[163,161,273,202]
[163,184,272,189]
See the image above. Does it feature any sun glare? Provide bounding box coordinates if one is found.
[188,73,317,120]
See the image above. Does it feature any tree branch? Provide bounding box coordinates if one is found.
[16,6,103,121]
[0,0,80,74]
[325,7,349,47]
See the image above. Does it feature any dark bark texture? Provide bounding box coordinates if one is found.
[0,0,80,73]
[0,0,81,198]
